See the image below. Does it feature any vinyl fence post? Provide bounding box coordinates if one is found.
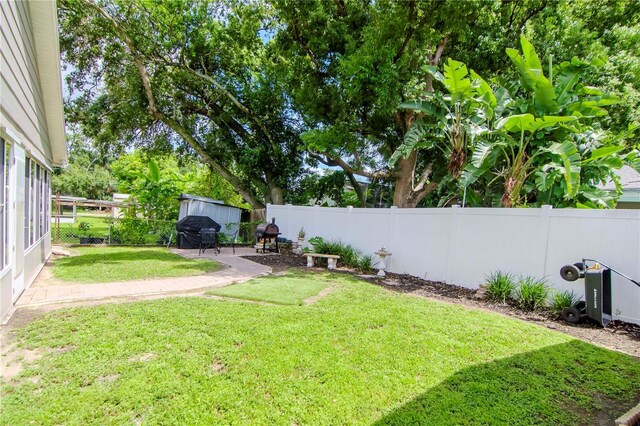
[387,205,397,271]
[538,205,553,278]
[313,204,321,239]
[445,205,460,284]
[346,206,353,244]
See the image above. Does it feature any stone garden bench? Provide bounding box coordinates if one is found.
[305,253,341,270]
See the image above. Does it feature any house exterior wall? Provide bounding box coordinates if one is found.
[0,0,65,321]
[269,204,640,325]
[1,1,52,167]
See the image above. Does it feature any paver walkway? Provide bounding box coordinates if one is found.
[15,247,271,307]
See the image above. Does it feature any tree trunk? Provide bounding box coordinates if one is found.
[392,152,419,208]
[267,184,285,205]
[391,151,439,208]
[390,37,449,208]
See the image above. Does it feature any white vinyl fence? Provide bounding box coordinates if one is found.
[268,204,640,325]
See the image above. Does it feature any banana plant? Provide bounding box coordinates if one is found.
[463,114,577,207]
[391,58,495,178]
[131,159,183,221]
[462,36,624,207]
[398,36,626,208]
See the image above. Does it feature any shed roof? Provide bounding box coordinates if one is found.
[177,194,243,210]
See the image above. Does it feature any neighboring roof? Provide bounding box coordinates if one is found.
[27,0,67,166]
[600,166,640,191]
[178,194,242,210]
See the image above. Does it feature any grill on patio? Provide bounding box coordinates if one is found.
[255,218,281,253]
[176,215,221,250]
[199,227,219,255]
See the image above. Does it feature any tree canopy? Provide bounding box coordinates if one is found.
[59,0,640,209]
[60,0,302,209]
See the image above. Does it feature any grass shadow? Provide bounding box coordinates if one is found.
[373,340,640,425]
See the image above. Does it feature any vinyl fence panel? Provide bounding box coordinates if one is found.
[268,204,640,324]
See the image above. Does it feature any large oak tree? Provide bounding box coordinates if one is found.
[271,0,550,207]
[60,0,302,209]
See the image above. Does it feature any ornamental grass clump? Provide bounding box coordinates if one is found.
[551,290,579,313]
[514,276,551,311]
[307,237,373,272]
[356,254,374,273]
[484,271,516,303]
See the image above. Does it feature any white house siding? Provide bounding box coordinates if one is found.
[0,0,66,321]
[1,1,52,166]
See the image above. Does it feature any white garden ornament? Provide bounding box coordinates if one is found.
[375,245,392,277]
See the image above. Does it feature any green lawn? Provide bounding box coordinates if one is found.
[52,216,110,244]
[207,273,329,305]
[2,272,638,425]
[52,246,222,283]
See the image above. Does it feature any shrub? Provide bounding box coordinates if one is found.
[356,254,374,273]
[77,221,92,236]
[238,221,261,244]
[551,290,579,313]
[307,236,373,272]
[484,271,516,303]
[307,236,324,249]
[514,276,551,311]
[111,219,150,245]
[155,222,175,245]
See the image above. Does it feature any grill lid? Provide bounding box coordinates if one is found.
[256,218,280,237]
[176,215,221,233]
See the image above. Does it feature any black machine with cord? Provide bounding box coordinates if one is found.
[559,259,640,327]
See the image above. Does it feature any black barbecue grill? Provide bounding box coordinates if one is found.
[255,218,281,253]
[176,216,221,250]
[199,227,220,255]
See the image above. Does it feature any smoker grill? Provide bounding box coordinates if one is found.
[176,215,221,249]
[255,218,281,253]
[560,258,640,327]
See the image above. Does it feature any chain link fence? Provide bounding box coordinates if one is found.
[51,213,261,246]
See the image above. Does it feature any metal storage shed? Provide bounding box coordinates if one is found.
[178,194,242,236]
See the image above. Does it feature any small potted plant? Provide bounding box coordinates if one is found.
[78,221,93,244]
[78,221,105,244]
[297,227,306,248]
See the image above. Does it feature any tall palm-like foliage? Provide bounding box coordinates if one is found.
[398,36,634,207]
[391,59,495,179]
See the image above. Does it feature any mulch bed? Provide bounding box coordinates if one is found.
[243,251,640,357]
[243,252,308,272]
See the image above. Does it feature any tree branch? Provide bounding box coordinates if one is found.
[516,0,548,31]
[310,152,396,179]
[344,170,366,207]
[393,0,416,64]
[413,162,433,192]
[426,36,449,92]
[334,0,347,17]
[168,64,278,152]
[77,0,265,209]
[290,16,326,76]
